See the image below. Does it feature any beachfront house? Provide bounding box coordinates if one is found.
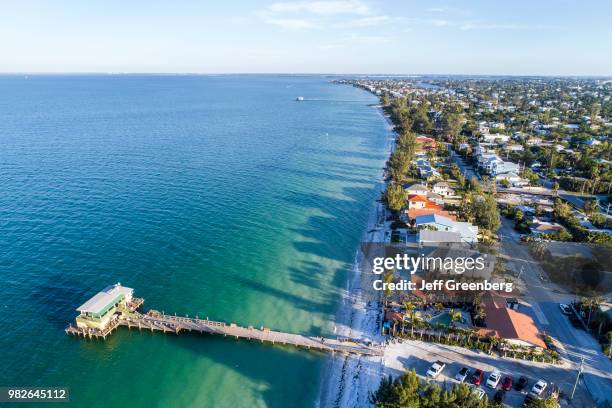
[415,214,478,243]
[416,136,437,152]
[405,183,429,196]
[417,230,461,244]
[408,195,429,210]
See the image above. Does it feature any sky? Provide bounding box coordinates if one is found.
[1,0,611,75]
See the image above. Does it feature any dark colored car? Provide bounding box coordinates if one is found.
[523,393,537,406]
[515,376,528,391]
[494,390,506,403]
[501,376,513,391]
[471,369,484,385]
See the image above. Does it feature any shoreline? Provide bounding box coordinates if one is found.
[317,99,396,407]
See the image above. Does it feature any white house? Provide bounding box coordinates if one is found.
[415,214,478,243]
[496,172,528,187]
[405,183,429,196]
[505,144,524,152]
[478,153,519,176]
[432,182,454,197]
[417,230,462,244]
[482,134,510,144]
[427,192,445,205]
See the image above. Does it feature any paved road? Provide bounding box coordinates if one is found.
[499,219,612,406]
[384,340,593,407]
[449,148,480,181]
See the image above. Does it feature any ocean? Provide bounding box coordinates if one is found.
[0,75,389,407]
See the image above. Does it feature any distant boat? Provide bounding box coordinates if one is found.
[296,96,304,101]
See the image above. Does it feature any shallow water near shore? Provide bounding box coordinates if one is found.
[0,75,389,407]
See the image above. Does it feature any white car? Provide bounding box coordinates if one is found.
[469,385,485,400]
[426,361,446,378]
[486,371,501,388]
[559,303,571,315]
[531,379,547,396]
[455,367,470,382]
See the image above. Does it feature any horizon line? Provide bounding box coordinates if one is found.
[1,72,611,79]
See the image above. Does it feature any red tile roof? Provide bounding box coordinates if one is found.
[407,208,457,221]
[408,194,429,202]
[424,202,443,210]
[482,294,546,348]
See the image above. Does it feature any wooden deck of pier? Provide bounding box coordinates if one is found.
[67,309,383,357]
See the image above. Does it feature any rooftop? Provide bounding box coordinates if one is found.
[408,194,429,203]
[418,230,462,243]
[77,283,133,316]
[482,295,546,348]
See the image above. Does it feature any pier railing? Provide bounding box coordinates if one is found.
[67,299,383,357]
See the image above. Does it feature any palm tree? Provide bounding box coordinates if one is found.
[586,296,603,328]
[474,304,486,324]
[499,339,509,357]
[449,309,462,327]
[404,301,416,337]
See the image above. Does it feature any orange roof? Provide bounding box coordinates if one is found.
[482,294,546,348]
[424,202,442,209]
[385,311,404,321]
[416,136,436,143]
[407,208,457,221]
[408,194,429,202]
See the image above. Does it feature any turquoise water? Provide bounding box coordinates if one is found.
[0,75,389,407]
[430,312,453,326]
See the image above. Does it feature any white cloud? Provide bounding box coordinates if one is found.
[337,15,390,28]
[344,34,392,45]
[459,23,524,31]
[267,0,370,16]
[404,18,449,28]
[264,18,318,30]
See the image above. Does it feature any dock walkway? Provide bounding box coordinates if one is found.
[67,309,383,357]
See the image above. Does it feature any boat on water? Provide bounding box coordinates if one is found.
[296,96,304,101]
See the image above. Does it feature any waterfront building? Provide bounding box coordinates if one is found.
[75,283,135,330]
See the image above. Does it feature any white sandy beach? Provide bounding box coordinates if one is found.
[317,106,395,408]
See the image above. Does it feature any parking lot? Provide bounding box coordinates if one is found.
[382,339,594,407]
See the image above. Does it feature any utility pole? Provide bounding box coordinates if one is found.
[570,356,585,401]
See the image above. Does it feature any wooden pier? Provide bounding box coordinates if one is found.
[66,305,383,357]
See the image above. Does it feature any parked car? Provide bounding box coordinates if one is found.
[530,379,547,396]
[471,369,484,385]
[501,375,513,391]
[469,385,485,400]
[514,376,528,391]
[455,367,470,382]
[523,393,539,406]
[559,303,571,315]
[486,371,501,388]
[426,361,446,379]
[494,389,506,403]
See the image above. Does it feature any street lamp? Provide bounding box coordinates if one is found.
[570,356,585,401]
